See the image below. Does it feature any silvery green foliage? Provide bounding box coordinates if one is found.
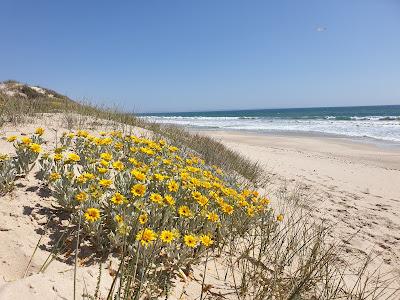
[0,156,16,195]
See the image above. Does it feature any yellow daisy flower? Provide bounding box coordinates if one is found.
[112,160,124,171]
[49,172,61,181]
[75,191,88,202]
[131,184,146,197]
[183,234,198,248]
[149,193,163,205]
[111,192,126,205]
[99,179,112,188]
[6,136,17,142]
[199,234,213,247]
[35,127,45,136]
[67,153,80,162]
[138,213,148,224]
[167,180,179,192]
[160,230,175,243]
[100,152,112,161]
[84,208,100,222]
[178,205,192,218]
[136,228,157,247]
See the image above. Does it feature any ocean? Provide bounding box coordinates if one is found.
[141,105,400,143]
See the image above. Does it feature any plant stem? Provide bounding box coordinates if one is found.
[74,207,82,300]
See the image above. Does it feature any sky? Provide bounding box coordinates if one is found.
[1,0,400,113]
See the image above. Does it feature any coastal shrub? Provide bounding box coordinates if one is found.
[0,128,44,194]
[0,154,16,195]
[6,128,45,175]
[34,129,278,297]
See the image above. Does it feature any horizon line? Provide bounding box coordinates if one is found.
[139,103,400,115]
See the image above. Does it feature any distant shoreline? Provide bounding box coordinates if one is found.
[189,127,400,150]
[140,104,400,144]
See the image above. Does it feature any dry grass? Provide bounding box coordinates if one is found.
[0,91,264,185]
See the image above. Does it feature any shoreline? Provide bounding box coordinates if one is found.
[195,128,400,276]
[187,126,400,150]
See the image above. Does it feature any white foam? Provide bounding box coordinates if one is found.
[143,116,400,143]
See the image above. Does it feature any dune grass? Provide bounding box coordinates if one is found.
[0,90,264,186]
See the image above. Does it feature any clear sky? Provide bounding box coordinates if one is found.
[1,1,399,113]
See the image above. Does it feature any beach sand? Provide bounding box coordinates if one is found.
[196,130,400,277]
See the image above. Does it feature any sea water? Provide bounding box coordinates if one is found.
[141,105,400,143]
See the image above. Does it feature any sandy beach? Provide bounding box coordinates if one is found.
[196,129,400,276]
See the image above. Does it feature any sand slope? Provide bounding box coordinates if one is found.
[198,130,400,280]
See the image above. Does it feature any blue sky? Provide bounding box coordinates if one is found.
[1,0,399,113]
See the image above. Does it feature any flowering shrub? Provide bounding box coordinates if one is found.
[1,129,45,194]
[6,127,45,175]
[3,128,281,297]
[0,154,16,195]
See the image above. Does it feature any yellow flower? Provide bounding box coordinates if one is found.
[138,213,148,224]
[167,180,179,192]
[260,197,270,206]
[140,147,154,156]
[128,157,139,166]
[115,215,124,223]
[21,137,32,145]
[164,194,175,206]
[199,234,213,247]
[100,137,113,145]
[100,152,112,161]
[207,212,219,223]
[53,153,63,161]
[277,214,284,222]
[49,172,61,181]
[247,206,256,217]
[6,136,17,142]
[83,172,95,180]
[97,167,108,174]
[112,160,124,171]
[77,130,89,137]
[100,159,109,167]
[150,193,163,205]
[84,208,100,222]
[35,127,45,136]
[178,205,192,218]
[183,234,198,248]
[67,153,80,162]
[136,228,157,247]
[131,184,146,197]
[75,191,88,202]
[239,200,249,207]
[191,191,202,201]
[111,192,126,205]
[131,170,146,181]
[162,159,172,165]
[114,142,123,150]
[153,173,165,181]
[160,230,175,243]
[99,179,112,188]
[29,143,41,153]
[221,203,234,215]
[197,195,209,207]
